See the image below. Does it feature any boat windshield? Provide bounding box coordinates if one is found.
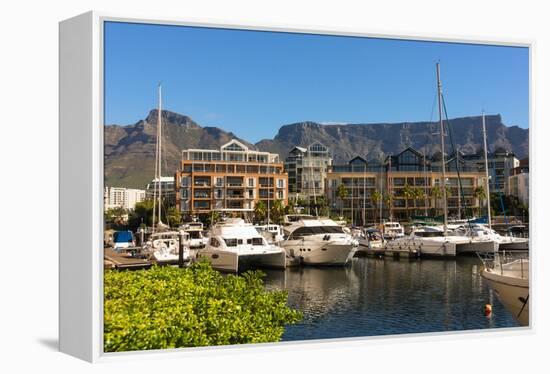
[224,238,243,247]
[188,231,202,239]
[413,231,444,238]
[290,226,345,239]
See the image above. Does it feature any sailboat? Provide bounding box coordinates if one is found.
[143,85,190,264]
[386,63,497,256]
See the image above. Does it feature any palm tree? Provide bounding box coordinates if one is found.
[430,186,443,216]
[254,200,267,223]
[383,192,393,220]
[336,183,349,218]
[412,187,425,216]
[370,190,382,223]
[270,199,286,224]
[473,185,487,217]
[402,184,414,220]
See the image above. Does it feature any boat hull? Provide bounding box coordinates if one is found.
[284,242,356,265]
[197,249,286,272]
[455,239,499,254]
[386,238,456,257]
[481,269,529,326]
[498,239,529,251]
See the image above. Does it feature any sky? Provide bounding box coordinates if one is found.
[104,21,529,143]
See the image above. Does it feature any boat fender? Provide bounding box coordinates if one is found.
[484,304,492,316]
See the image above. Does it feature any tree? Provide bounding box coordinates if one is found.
[254,200,267,223]
[128,200,154,231]
[412,188,426,215]
[167,206,182,228]
[336,183,349,218]
[383,192,394,220]
[284,200,296,215]
[269,199,286,224]
[473,185,487,216]
[430,186,443,216]
[105,206,128,227]
[402,184,414,220]
[311,195,329,217]
[370,190,382,223]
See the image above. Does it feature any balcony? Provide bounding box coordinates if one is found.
[194,180,211,187]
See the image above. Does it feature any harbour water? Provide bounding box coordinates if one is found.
[263,256,520,342]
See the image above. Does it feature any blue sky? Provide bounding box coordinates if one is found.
[104,21,529,143]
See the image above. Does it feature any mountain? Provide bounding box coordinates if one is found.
[256,115,529,162]
[105,111,529,189]
[104,110,256,189]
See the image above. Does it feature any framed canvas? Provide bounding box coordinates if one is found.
[59,11,533,362]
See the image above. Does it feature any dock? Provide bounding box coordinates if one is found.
[104,248,152,270]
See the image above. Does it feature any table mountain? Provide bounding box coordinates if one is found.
[105,110,528,189]
[256,114,528,162]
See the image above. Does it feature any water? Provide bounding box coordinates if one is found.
[262,256,520,341]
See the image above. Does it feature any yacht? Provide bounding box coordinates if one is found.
[180,221,208,249]
[455,224,528,251]
[198,218,286,272]
[144,230,191,264]
[381,222,405,240]
[255,224,285,244]
[355,227,385,255]
[385,226,457,257]
[480,251,529,326]
[281,218,358,265]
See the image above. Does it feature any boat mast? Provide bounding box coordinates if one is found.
[152,85,160,234]
[423,149,428,217]
[157,84,164,226]
[267,154,270,224]
[436,62,448,235]
[363,162,366,226]
[482,111,492,229]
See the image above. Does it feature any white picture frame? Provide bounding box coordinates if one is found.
[59,10,534,363]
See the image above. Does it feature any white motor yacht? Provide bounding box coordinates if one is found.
[355,227,385,255]
[455,224,528,251]
[180,221,208,249]
[255,224,285,244]
[144,231,191,264]
[198,218,286,272]
[281,218,358,265]
[381,221,405,240]
[385,226,457,257]
[480,251,529,326]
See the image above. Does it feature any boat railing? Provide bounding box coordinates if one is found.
[477,250,529,279]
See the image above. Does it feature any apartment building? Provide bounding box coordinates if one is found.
[463,149,520,194]
[507,157,529,206]
[325,147,485,223]
[175,140,288,219]
[145,176,177,206]
[104,186,146,211]
[284,141,333,202]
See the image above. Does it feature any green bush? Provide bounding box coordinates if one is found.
[104,262,302,352]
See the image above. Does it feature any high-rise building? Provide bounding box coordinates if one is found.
[104,187,146,211]
[284,141,333,202]
[175,140,288,219]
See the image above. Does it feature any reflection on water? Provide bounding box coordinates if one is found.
[263,257,519,342]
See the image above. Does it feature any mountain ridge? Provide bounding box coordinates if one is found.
[105,110,529,189]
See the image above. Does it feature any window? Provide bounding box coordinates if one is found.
[246,238,265,246]
[216,177,223,187]
[248,178,255,187]
[224,238,238,247]
[277,190,284,199]
[277,179,284,188]
[210,238,220,247]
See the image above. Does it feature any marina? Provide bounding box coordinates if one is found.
[263,256,521,341]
